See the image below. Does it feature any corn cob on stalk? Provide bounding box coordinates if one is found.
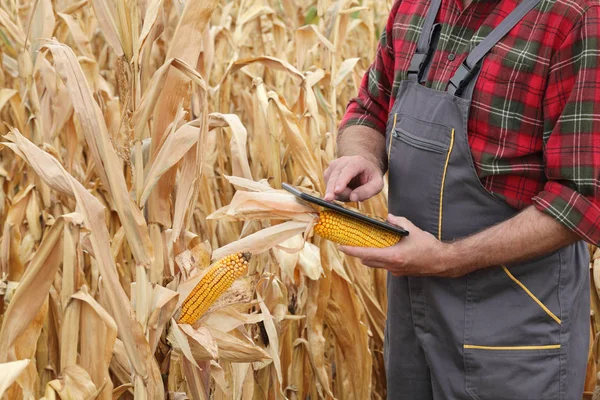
[314,210,402,248]
[178,252,251,324]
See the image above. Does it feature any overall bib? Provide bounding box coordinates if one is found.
[383,0,590,398]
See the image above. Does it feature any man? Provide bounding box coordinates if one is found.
[323,0,600,397]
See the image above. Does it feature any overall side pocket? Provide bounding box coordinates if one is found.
[464,345,560,400]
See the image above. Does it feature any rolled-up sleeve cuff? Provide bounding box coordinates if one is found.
[338,100,387,136]
[532,181,600,246]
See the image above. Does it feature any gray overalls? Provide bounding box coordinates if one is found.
[383,0,590,398]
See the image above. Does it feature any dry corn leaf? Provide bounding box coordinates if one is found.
[88,0,124,56]
[138,0,166,60]
[74,287,117,400]
[256,289,284,396]
[132,58,207,142]
[181,358,209,400]
[140,122,201,205]
[209,113,253,180]
[0,89,17,112]
[334,58,360,87]
[0,359,30,397]
[56,12,95,59]
[224,56,303,84]
[45,365,101,399]
[222,176,272,192]
[147,285,179,353]
[0,216,65,362]
[0,8,25,47]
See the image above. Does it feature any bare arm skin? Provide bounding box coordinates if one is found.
[442,205,581,274]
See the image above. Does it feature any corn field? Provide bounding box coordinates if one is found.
[0,0,599,398]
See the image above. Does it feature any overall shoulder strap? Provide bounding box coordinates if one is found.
[447,0,543,96]
[408,0,443,82]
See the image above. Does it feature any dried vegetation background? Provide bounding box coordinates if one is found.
[0,0,599,398]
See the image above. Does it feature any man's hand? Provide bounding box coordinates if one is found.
[323,155,384,202]
[338,214,467,277]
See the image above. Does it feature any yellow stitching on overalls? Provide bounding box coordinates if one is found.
[502,265,562,324]
[463,344,561,351]
[438,129,455,240]
[387,113,397,166]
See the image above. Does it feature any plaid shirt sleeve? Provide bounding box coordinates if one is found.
[338,1,400,136]
[532,6,600,245]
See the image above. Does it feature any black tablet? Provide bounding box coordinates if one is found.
[282,183,409,237]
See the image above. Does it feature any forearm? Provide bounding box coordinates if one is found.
[337,125,387,172]
[444,206,581,274]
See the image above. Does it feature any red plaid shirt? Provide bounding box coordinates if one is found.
[340,0,600,245]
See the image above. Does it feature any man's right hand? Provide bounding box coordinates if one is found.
[323,155,384,202]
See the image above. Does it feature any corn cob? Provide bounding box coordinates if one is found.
[178,252,251,324]
[314,210,402,248]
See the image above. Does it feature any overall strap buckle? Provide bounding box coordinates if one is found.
[408,53,428,80]
[407,24,441,83]
[447,60,482,96]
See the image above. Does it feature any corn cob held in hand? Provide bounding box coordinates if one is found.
[314,210,402,248]
[178,252,251,324]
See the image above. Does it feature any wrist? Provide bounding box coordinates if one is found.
[440,241,475,276]
[361,154,385,174]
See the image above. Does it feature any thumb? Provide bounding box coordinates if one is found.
[348,175,383,202]
[387,214,414,229]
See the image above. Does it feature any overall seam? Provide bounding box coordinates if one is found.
[558,248,565,400]
[438,129,455,240]
[387,112,398,166]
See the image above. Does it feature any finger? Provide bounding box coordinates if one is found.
[338,245,396,262]
[334,162,365,196]
[361,259,388,269]
[323,160,337,182]
[324,160,349,201]
[334,187,353,202]
[349,174,383,202]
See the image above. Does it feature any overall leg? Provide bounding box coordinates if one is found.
[385,274,433,400]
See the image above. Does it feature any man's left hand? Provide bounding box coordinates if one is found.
[338,214,467,278]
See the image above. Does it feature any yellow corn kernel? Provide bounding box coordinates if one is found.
[177,252,251,324]
[314,210,402,248]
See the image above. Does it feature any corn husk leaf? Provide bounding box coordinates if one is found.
[211,220,309,261]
